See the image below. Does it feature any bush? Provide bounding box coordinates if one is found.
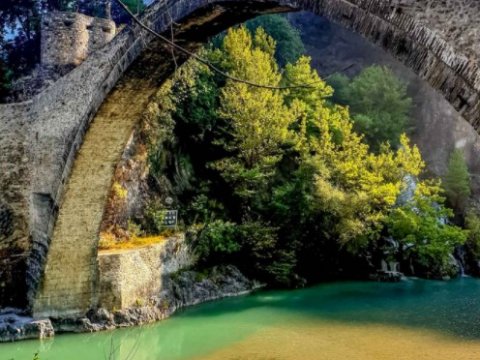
[386,184,467,277]
[194,220,240,261]
[193,220,297,284]
[143,204,167,234]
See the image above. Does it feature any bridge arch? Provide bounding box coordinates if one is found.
[0,0,479,316]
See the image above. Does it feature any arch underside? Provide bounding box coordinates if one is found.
[32,1,291,318]
[29,0,480,317]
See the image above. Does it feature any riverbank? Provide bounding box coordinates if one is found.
[0,264,260,343]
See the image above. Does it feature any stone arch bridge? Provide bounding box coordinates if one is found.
[0,0,479,317]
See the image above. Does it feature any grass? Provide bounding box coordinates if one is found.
[98,232,167,251]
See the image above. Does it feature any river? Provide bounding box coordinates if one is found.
[3,278,480,359]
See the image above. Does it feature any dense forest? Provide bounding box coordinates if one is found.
[99,16,480,285]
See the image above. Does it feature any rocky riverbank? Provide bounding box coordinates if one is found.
[59,264,260,333]
[0,310,54,342]
[0,264,259,342]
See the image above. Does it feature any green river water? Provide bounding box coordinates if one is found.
[3,278,480,360]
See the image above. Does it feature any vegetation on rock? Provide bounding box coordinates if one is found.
[386,181,466,278]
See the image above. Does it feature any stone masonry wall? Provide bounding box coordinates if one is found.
[41,12,116,75]
[97,235,191,310]
[1,0,480,315]
[0,103,32,308]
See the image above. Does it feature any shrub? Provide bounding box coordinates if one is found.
[386,183,467,277]
[194,220,240,261]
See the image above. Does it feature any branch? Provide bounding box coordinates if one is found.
[167,10,178,73]
[114,0,323,90]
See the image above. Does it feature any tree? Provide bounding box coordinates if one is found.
[213,27,295,201]
[328,66,412,151]
[0,59,13,99]
[245,14,305,66]
[209,27,425,254]
[0,0,41,100]
[443,149,471,215]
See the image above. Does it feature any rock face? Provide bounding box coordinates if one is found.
[48,265,256,334]
[369,270,404,282]
[6,235,256,341]
[94,236,257,330]
[0,311,54,342]
[2,235,256,341]
[167,265,256,309]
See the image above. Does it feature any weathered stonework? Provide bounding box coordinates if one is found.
[0,236,256,342]
[0,103,32,308]
[97,236,192,310]
[41,11,117,76]
[0,0,480,317]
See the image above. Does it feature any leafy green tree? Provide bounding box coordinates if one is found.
[114,0,144,15]
[464,211,480,276]
[0,0,42,100]
[200,27,427,271]
[0,60,13,99]
[171,59,219,142]
[329,66,412,151]
[443,149,471,215]
[213,27,295,203]
[195,220,240,261]
[194,220,288,283]
[245,15,305,66]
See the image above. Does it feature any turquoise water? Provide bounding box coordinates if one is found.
[3,278,480,360]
